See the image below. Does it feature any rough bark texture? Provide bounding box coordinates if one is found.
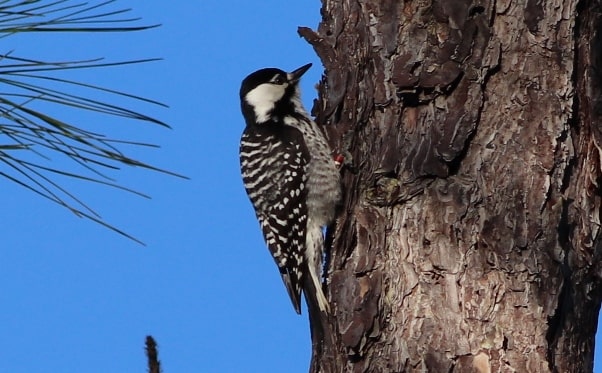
[299,0,602,372]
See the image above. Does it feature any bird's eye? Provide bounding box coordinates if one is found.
[272,76,285,85]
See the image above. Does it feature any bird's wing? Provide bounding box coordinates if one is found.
[240,125,309,313]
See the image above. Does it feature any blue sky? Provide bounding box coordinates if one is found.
[0,1,599,372]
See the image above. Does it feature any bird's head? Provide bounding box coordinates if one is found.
[240,63,312,125]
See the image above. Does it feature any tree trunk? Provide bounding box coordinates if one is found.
[299,0,602,371]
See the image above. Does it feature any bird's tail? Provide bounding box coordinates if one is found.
[303,266,327,367]
[305,223,329,313]
[303,223,329,370]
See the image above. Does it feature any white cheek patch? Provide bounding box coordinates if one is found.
[245,83,287,123]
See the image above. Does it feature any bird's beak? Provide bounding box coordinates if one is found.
[288,63,312,82]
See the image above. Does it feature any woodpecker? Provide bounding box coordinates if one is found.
[239,63,341,314]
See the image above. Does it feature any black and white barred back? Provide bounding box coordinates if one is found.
[239,64,340,314]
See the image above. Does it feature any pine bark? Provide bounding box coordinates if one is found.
[299,0,602,372]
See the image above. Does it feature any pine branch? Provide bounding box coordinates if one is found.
[0,1,188,243]
[145,335,162,373]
